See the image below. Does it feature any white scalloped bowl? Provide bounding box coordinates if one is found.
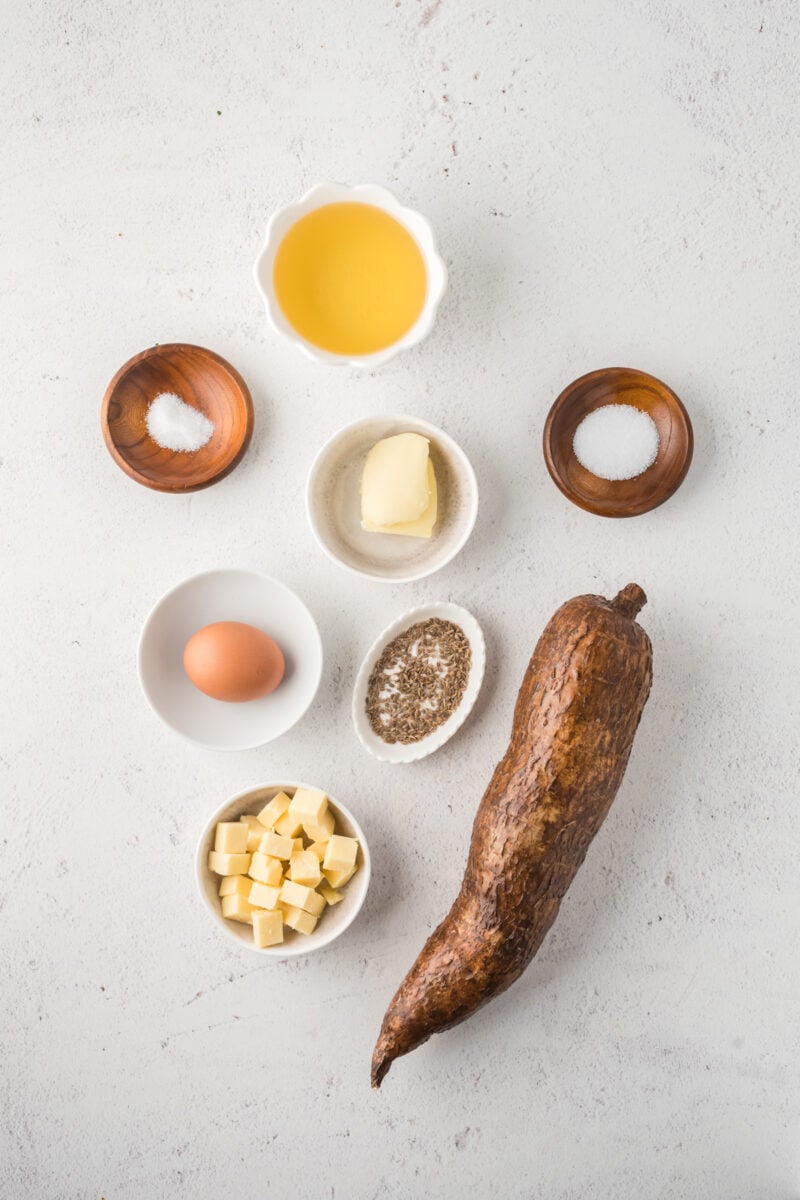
[352,602,486,764]
[253,182,447,368]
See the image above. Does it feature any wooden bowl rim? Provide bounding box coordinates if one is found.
[101,342,255,493]
[542,366,693,518]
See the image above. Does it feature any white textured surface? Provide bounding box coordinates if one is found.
[2,2,799,1197]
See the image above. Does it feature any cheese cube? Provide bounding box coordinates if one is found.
[323,863,358,889]
[274,809,305,838]
[239,815,265,853]
[290,851,321,887]
[323,835,358,874]
[248,881,282,910]
[279,879,326,916]
[253,909,284,948]
[302,809,335,843]
[208,851,251,876]
[258,831,295,860]
[221,893,257,923]
[281,905,319,936]
[319,882,344,906]
[215,822,249,854]
[307,841,327,862]
[292,837,305,852]
[256,791,291,829]
[288,787,329,827]
[248,853,283,886]
[218,875,252,898]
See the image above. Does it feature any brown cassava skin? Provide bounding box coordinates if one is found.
[371,584,653,1088]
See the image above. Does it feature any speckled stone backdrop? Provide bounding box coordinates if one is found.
[2,2,799,1197]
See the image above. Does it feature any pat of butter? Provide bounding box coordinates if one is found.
[253,909,284,947]
[256,792,291,829]
[323,835,358,875]
[215,822,249,855]
[361,459,437,539]
[281,905,319,936]
[208,851,251,877]
[248,881,282,910]
[361,433,432,527]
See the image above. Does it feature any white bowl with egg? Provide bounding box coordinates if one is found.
[253,182,447,368]
[352,602,486,763]
[138,569,323,751]
[196,783,371,958]
[306,415,479,583]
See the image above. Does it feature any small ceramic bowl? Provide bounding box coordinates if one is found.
[352,602,485,764]
[101,343,254,492]
[138,569,322,751]
[253,182,447,368]
[196,783,370,958]
[543,367,693,518]
[306,415,479,583]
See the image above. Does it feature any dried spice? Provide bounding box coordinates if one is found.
[366,618,471,744]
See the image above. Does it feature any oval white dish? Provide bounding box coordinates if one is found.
[352,602,486,764]
[196,782,370,959]
[253,181,447,368]
[138,569,323,751]
[306,414,479,584]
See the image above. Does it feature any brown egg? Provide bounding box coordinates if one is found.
[183,621,285,702]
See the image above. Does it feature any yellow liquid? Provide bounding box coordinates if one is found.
[273,202,428,356]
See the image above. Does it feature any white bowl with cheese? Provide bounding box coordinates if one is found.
[196,783,370,958]
[305,415,479,583]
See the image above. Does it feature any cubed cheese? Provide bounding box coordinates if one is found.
[239,815,266,853]
[274,809,305,838]
[290,850,322,887]
[258,831,295,860]
[281,905,319,936]
[307,841,328,862]
[248,853,284,886]
[323,863,358,889]
[302,809,335,843]
[279,879,326,916]
[288,787,329,828]
[214,822,249,854]
[221,893,257,924]
[208,851,251,877]
[322,835,358,874]
[318,882,344,906]
[292,837,305,853]
[256,791,292,829]
[248,881,282,910]
[218,875,252,898]
[253,909,284,948]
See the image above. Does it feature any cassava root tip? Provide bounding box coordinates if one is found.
[611,583,647,618]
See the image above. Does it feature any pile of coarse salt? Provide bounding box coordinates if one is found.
[572,404,660,481]
[145,391,215,453]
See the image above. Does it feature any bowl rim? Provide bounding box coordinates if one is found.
[542,365,694,518]
[136,568,323,751]
[352,601,486,763]
[195,782,371,958]
[304,412,480,583]
[253,181,448,368]
[101,342,255,493]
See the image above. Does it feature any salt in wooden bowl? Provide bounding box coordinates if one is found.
[543,367,693,518]
[101,343,254,493]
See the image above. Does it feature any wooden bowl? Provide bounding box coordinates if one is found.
[543,367,693,517]
[101,344,254,492]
